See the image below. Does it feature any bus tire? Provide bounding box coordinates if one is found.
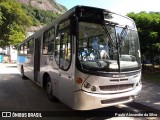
[21,66,26,79]
[46,76,59,102]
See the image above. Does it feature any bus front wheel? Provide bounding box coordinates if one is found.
[46,77,59,102]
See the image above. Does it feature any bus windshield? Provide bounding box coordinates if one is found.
[77,21,141,72]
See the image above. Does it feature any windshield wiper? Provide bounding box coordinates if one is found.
[117,25,129,72]
[102,24,121,72]
[102,24,115,48]
[118,25,128,43]
[118,25,129,56]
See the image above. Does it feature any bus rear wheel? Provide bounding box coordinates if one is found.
[46,77,59,102]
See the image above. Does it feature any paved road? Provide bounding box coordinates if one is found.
[0,64,159,120]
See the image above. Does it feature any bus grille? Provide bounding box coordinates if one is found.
[101,96,131,104]
[99,84,134,91]
[110,78,128,82]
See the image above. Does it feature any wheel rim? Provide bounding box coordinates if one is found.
[47,81,52,95]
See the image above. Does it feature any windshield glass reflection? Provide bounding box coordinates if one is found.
[77,22,141,72]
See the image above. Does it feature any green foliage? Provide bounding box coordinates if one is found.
[127,12,160,65]
[0,0,61,47]
[21,4,59,26]
[0,9,2,25]
[0,0,32,47]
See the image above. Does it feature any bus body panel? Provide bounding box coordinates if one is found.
[26,54,34,81]
[58,69,74,107]
[50,71,59,98]
[19,54,34,81]
[73,84,141,110]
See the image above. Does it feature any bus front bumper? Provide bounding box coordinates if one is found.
[73,84,142,110]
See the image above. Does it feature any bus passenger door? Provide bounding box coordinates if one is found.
[34,37,41,83]
[56,24,74,107]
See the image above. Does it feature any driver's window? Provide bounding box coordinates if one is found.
[89,37,98,49]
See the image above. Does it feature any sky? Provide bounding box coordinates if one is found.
[56,0,160,15]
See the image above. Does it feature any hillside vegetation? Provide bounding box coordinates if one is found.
[0,0,32,47]
[21,4,59,26]
[0,0,67,47]
[18,0,67,32]
[17,0,67,14]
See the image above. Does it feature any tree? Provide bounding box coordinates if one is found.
[0,9,2,25]
[21,4,59,26]
[0,0,32,47]
[127,12,160,66]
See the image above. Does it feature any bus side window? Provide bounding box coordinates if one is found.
[60,29,71,70]
[18,46,21,55]
[59,30,71,70]
[48,42,54,54]
[20,45,24,54]
[28,39,34,55]
[43,27,55,55]
[24,42,28,55]
[55,33,60,64]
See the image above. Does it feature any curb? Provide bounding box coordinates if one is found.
[0,63,17,67]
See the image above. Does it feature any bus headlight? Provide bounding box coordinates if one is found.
[136,79,141,87]
[84,82,91,88]
[136,82,139,86]
[76,78,83,84]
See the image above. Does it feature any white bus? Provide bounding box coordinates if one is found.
[17,6,142,110]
